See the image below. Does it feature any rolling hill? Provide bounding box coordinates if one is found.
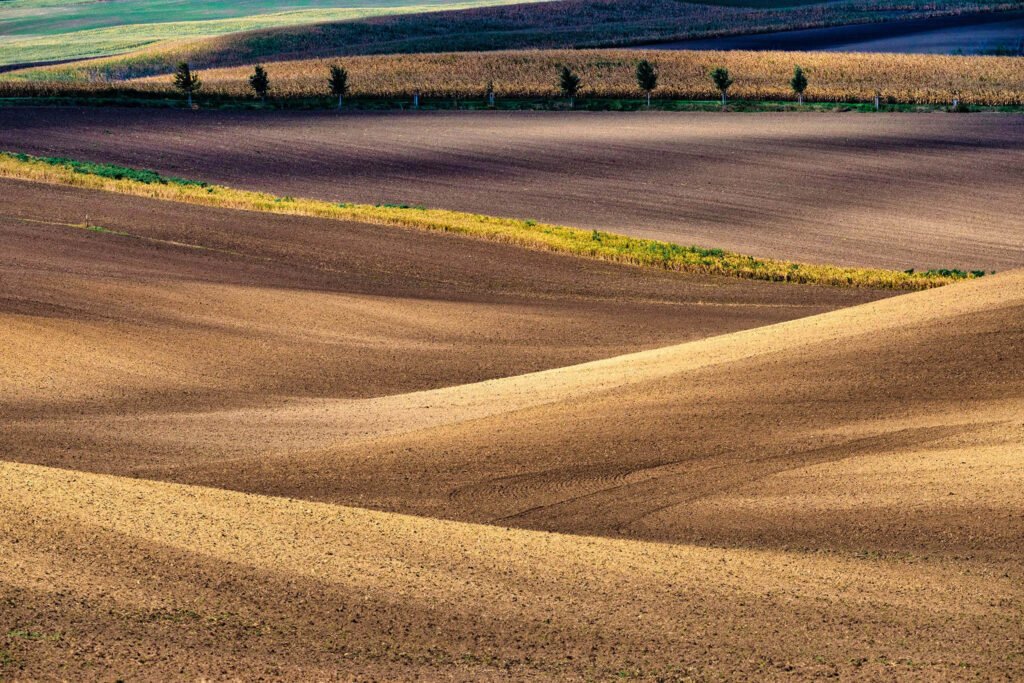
[0,0,548,68]
[8,0,1022,78]
[1,168,1021,678]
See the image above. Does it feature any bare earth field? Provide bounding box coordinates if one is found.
[647,10,1024,53]
[0,121,1019,679]
[2,177,867,417]
[1,108,1021,271]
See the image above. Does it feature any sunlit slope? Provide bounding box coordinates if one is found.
[288,270,1021,557]
[83,272,1024,556]
[0,0,544,67]
[2,460,1021,680]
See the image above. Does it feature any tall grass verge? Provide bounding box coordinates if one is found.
[0,151,978,290]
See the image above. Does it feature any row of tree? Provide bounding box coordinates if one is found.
[174,62,350,108]
[559,61,808,108]
[173,60,811,109]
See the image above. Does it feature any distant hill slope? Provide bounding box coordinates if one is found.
[0,0,553,68]
[644,9,1024,53]
[13,0,1024,80]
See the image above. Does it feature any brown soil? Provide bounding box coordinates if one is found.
[0,177,873,420]
[1,172,1022,680]
[0,108,1022,270]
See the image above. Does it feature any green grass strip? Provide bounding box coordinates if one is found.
[2,152,208,187]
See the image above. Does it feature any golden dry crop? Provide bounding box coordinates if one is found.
[118,49,1024,105]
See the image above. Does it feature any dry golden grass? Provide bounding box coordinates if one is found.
[5,49,1023,104]
[118,49,1024,104]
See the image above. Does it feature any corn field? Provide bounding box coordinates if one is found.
[137,50,1024,105]
[3,49,1023,105]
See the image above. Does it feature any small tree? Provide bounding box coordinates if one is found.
[710,67,733,108]
[173,62,201,108]
[790,65,808,105]
[635,59,658,108]
[328,64,349,110]
[249,64,270,103]
[559,66,581,108]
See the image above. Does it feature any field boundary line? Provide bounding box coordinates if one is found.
[0,151,982,290]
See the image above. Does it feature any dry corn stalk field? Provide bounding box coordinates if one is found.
[120,49,1024,104]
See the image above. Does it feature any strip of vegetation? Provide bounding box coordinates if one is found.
[7,48,1022,109]
[2,152,208,187]
[0,151,984,290]
[1,95,1019,113]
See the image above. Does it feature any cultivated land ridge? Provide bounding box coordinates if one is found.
[32,268,1018,476]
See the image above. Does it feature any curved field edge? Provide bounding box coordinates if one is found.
[0,1,552,69]
[7,0,1022,82]
[0,151,977,290]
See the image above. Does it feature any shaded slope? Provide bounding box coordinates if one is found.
[241,270,1021,558]
[4,168,1021,557]
[0,176,871,419]
[646,9,1024,53]
[1,109,1020,270]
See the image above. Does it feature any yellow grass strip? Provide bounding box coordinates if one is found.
[0,151,974,290]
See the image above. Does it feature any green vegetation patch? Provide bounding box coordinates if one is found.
[5,630,61,642]
[3,152,208,187]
